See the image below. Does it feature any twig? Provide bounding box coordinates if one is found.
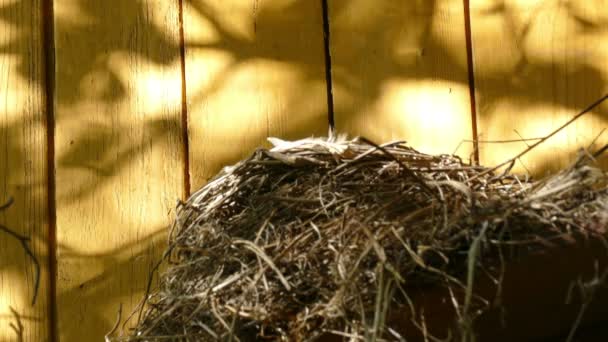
[462,137,544,144]
[592,143,608,159]
[125,130,608,340]
[0,198,40,306]
[513,129,532,148]
[469,94,608,181]
[462,221,490,342]
[565,262,608,342]
[357,136,439,200]
[9,306,24,342]
[105,303,123,342]
[136,243,175,326]
[0,196,14,210]
[233,239,291,291]
[587,128,606,152]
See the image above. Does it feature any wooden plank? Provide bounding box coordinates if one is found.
[470,0,608,175]
[183,0,329,190]
[0,0,50,341]
[53,1,183,340]
[329,0,474,159]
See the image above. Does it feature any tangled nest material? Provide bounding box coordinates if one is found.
[118,135,608,341]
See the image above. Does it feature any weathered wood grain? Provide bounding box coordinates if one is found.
[53,0,183,340]
[328,0,474,159]
[183,0,329,191]
[0,0,50,341]
[470,0,608,175]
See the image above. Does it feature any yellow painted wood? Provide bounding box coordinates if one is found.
[183,0,329,190]
[470,0,608,175]
[53,1,183,340]
[329,0,474,159]
[0,1,50,341]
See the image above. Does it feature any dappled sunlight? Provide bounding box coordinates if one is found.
[53,0,180,105]
[0,56,44,120]
[478,100,608,175]
[52,1,184,340]
[181,1,223,43]
[53,2,184,205]
[55,107,182,338]
[73,55,184,114]
[56,186,174,255]
[346,79,472,156]
[0,123,47,201]
[187,61,323,118]
[183,0,259,43]
[471,0,608,174]
[0,246,47,342]
[0,0,606,340]
[187,57,329,189]
[468,6,521,75]
[383,81,471,154]
[54,0,95,27]
[427,0,470,68]
[518,1,606,65]
[330,0,474,158]
[329,0,434,68]
[0,270,26,342]
[0,1,49,341]
[184,0,328,190]
[0,15,36,121]
[183,49,235,100]
[54,114,183,205]
[56,228,167,341]
[109,56,183,118]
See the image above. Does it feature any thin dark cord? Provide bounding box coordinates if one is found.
[321,0,335,136]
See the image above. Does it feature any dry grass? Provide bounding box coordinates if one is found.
[106,132,608,341]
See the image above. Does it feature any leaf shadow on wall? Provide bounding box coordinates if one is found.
[0,1,50,340]
[0,0,607,340]
[470,0,608,175]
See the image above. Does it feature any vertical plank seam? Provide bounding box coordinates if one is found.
[178,0,191,198]
[463,0,480,165]
[41,0,58,341]
[320,0,335,135]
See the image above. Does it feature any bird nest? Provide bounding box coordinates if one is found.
[114,136,608,341]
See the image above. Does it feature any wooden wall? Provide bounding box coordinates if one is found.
[0,0,606,341]
[0,1,49,341]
